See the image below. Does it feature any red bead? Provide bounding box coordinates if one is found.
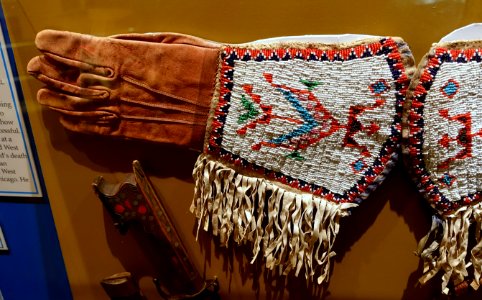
[114,204,125,214]
[124,200,133,210]
[137,205,147,215]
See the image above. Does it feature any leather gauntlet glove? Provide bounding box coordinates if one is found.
[27,30,221,150]
[405,36,482,294]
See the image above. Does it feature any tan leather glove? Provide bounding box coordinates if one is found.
[27,30,221,150]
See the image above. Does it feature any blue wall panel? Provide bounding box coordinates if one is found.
[0,201,71,300]
[0,6,72,300]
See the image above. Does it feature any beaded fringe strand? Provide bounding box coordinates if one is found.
[416,202,482,294]
[190,154,357,284]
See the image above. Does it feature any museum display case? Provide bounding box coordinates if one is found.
[1,0,481,299]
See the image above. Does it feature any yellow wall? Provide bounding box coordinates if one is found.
[3,0,482,299]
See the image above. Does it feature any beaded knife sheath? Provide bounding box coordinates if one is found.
[93,161,219,299]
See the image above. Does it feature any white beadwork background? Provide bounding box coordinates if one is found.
[221,56,395,194]
[423,61,482,202]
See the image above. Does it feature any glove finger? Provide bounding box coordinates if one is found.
[42,52,113,77]
[77,72,115,89]
[53,107,118,126]
[60,113,206,150]
[38,88,208,126]
[35,30,116,73]
[28,55,79,85]
[58,114,118,136]
[37,88,111,111]
[109,32,220,48]
[118,94,210,117]
[29,59,109,100]
[118,107,208,126]
[36,73,108,99]
[77,72,211,116]
[46,78,208,125]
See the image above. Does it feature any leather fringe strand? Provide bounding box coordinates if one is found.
[191,154,357,284]
[416,202,482,294]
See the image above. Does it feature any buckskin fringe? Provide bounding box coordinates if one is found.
[416,202,482,294]
[191,154,357,284]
